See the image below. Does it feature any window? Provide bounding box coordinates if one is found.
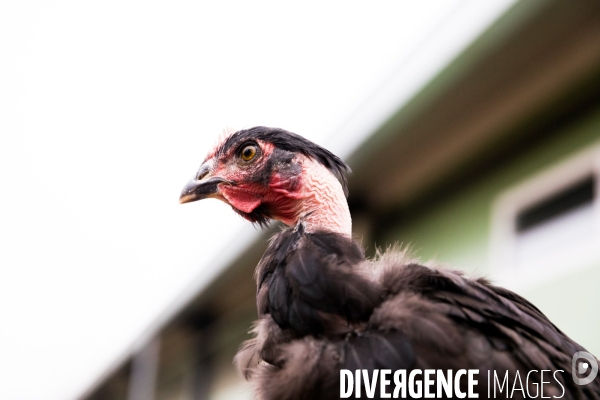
[490,145,600,289]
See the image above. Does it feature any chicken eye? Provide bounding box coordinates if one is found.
[240,144,258,161]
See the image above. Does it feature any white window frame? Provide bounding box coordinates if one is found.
[489,143,600,291]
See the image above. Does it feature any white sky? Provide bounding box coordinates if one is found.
[0,1,515,399]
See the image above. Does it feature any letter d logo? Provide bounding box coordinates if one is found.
[572,351,598,385]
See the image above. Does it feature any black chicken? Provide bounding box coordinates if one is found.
[180,126,599,399]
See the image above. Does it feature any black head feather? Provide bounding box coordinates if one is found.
[232,203,273,229]
[216,126,351,197]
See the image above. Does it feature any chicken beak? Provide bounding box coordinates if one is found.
[179,163,231,204]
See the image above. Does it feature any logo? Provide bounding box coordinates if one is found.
[572,351,598,385]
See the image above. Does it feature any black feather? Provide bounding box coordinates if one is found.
[257,227,380,335]
[239,229,600,399]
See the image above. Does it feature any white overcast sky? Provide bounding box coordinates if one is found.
[0,1,515,399]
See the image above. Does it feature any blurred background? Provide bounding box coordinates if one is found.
[2,0,600,399]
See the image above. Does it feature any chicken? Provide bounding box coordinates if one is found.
[180,126,600,399]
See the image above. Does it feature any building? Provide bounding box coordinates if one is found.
[79,0,600,398]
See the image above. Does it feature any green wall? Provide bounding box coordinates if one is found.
[380,107,600,356]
